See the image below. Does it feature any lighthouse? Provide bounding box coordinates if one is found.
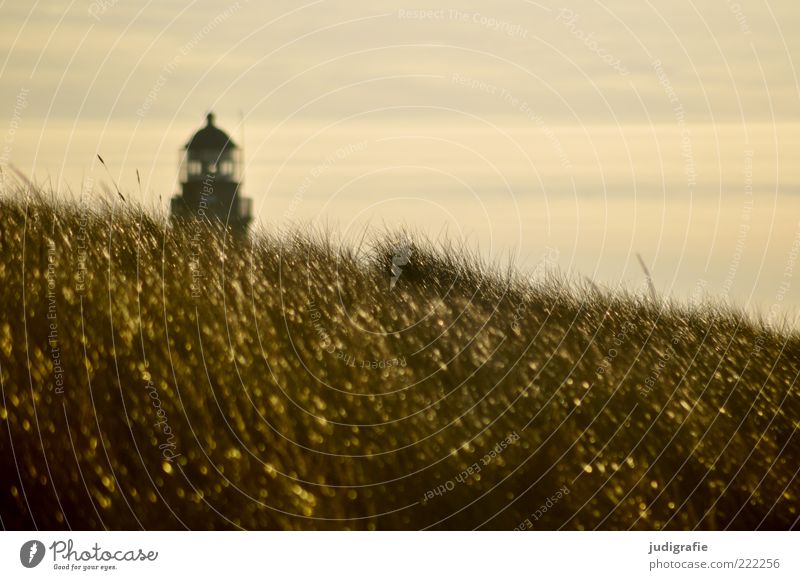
[170,112,252,233]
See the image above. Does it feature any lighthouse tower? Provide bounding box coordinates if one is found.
[170,112,252,233]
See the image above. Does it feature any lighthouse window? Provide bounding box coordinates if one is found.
[220,161,233,176]
[188,161,201,176]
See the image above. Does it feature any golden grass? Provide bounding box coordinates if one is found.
[0,188,798,530]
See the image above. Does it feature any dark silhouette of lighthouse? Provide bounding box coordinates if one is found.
[170,112,252,233]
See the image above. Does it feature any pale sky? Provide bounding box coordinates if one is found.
[1,0,799,321]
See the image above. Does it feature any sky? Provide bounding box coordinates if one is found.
[1,0,799,321]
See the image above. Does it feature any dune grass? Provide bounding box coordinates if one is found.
[0,187,798,530]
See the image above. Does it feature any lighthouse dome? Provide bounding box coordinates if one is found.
[185,112,236,152]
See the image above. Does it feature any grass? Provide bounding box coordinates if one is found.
[0,186,798,530]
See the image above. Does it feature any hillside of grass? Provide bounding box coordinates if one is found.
[0,189,798,530]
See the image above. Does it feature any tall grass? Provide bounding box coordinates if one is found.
[0,186,798,530]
